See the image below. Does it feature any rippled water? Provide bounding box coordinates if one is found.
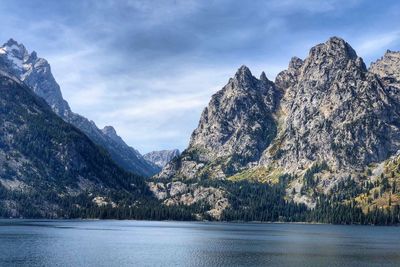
[0,220,399,267]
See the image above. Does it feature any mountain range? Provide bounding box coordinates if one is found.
[1,37,400,224]
[0,39,159,177]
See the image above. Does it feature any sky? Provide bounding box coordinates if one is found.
[0,0,399,153]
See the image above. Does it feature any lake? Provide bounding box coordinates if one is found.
[0,220,399,267]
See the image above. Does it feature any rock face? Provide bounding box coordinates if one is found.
[0,39,158,177]
[148,181,229,220]
[370,50,400,84]
[262,37,400,171]
[144,149,180,168]
[158,37,400,186]
[157,66,281,180]
[369,50,400,102]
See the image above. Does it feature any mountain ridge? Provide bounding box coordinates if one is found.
[0,39,158,177]
[0,71,151,217]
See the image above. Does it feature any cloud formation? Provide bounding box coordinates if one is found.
[0,0,399,152]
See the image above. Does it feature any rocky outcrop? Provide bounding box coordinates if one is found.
[147,181,229,219]
[144,149,180,168]
[369,50,400,103]
[157,66,281,180]
[0,39,158,177]
[370,50,400,84]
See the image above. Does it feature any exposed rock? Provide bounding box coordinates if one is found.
[167,181,188,197]
[144,149,180,168]
[155,37,400,208]
[148,181,229,219]
[370,50,400,85]
[158,65,281,180]
[369,50,400,102]
[148,182,168,200]
[92,196,117,208]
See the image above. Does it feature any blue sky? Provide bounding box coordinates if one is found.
[0,0,399,153]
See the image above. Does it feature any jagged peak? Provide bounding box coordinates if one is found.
[102,125,128,147]
[102,125,118,137]
[260,71,268,80]
[1,38,28,58]
[288,57,304,70]
[309,36,358,61]
[4,38,20,47]
[234,65,253,79]
[30,51,38,60]
[383,49,400,59]
[386,49,397,54]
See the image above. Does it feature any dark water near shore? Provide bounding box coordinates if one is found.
[0,220,399,267]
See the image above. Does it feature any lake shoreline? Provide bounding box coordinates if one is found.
[0,217,396,226]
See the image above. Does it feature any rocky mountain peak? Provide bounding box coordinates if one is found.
[144,149,180,168]
[30,51,38,60]
[101,126,126,146]
[370,49,400,83]
[4,38,19,47]
[260,71,268,81]
[1,38,29,60]
[233,65,255,85]
[288,57,304,71]
[158,65,281,180]
[236,64,251,75]
[102,125,118,137]
[310,36,357,61]
[275,57,304,90]
[261,37,400,172]
[304,37,366,79]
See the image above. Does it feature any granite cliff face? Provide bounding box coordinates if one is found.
[157,37,400,192]
[148,181,228,220]
[261,37,400,171]
[0,39,158,177]
[157,66,281,180]
[369,49,400,102]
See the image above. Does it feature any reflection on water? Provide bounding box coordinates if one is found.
[0,220,399,267]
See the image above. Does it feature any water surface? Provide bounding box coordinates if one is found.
[0,220,399,266]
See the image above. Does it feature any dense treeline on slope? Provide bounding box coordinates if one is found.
[0,74,159,218]
[2,176,399,225]
[0,77,146,191]
[0,182,199,220]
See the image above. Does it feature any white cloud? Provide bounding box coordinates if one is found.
[355,32,400,58]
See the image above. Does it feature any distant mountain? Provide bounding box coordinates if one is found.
[0,71,150,218]
[144,149,180,168]
[0,39,158,177]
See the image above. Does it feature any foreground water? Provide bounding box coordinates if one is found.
[0,220,399,267]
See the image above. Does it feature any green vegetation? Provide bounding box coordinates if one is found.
[228,166,282,184]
